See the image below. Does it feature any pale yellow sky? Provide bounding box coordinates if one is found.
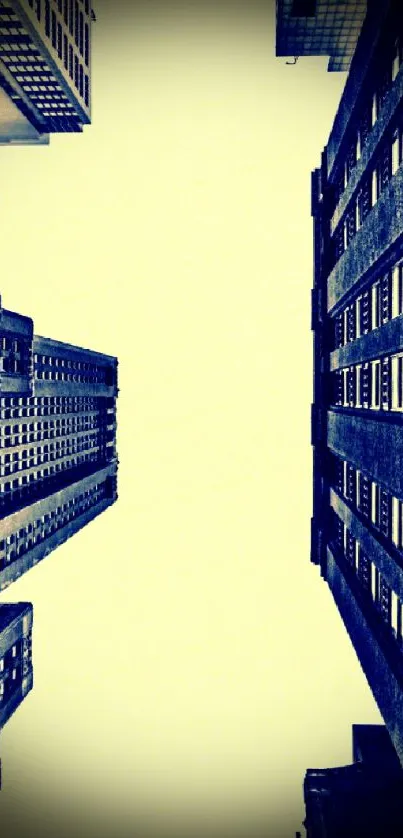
[0,3,382,836]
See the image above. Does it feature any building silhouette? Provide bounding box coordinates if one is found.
[308,0,403,768]
[0,602,33,729]
[0,0,93,145]
[0,602,33,787]
[276,0,403,827]
[0,298,118,591]
[301,725,403,837]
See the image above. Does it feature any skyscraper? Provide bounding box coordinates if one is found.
[309,0,403,767]
[0,0,93,145]
[0,602,33,730]
[277,0,403,776]
[0,601,33,787]
[0,298,118,591]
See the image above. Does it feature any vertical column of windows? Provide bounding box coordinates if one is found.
[379,575,392,625]
[346,530,356,567]
[347,304,356,342]
[347,365,356,407]
[380,488,392,540]
[358,547,371,591]
[380,273,392,324]
[381,356,392,410]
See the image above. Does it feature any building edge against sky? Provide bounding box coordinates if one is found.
[310,0,403,769]
[0,0,93,145]
[0,602,33,790]
[276,0,403,832]
[0,297,118,592]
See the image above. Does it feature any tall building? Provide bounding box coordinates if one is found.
[302,725,403,837]
[308,0,403,768]
[0,602,33,730]
[276,0,403,786]
[0,602,33,789]
[0,298,118,591]
[0,0,93,145]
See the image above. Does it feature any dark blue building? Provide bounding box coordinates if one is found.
[310,0,403,767]
[302,726,403,837]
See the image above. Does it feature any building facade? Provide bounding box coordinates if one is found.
[0,602,33,789]
[302,726,403,837]
[0,602,33,730]
[310,0,403,767]
[0,0,93,145]
[0,299,118,591]
[276,0,367,72]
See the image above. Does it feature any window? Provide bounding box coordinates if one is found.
[371,360,380,409]
[371,482,379,526]
[371,92,378,127]
[392,354,403,410]
[391,590,401,638]
[371,562,379,603]
[57,22,62,58]
[392,38,401,82]
[372,282,380,329]
[84,22,89,65]
[45,0,50,36]
[392,496,401,546]
[69,44,73,78]
[11,645,17,657]
[51,10,57,49]
[354,365,361,408]
[64,33,68,69]
[371,167,378,206]
[392,129,401,175]
[356,297,362,338]
[75,1,79,44]
[392,263,403,317]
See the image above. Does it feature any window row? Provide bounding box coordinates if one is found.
[332,32,403,209]
[333,121,403,265]
[332,353,403,411]
[333,260,403,349]
[333,512,403,645]
[0,635,32,703]
[0,414,101,434]
[0,395,101,420]
[0,436,101,476]
[331,454,403,550]
[0,419,105,449]
[0,450,102,499]
[34,355,113,384]
[0,481,109,569]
